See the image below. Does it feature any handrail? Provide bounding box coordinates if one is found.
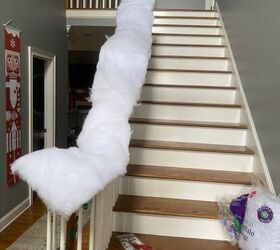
[66,0,120,9]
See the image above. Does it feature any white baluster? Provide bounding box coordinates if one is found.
[47,211,52,250]
[115,0,118,9]
[60,217,67,250]
[76,0,80,8]
[52,213,57,250]
[70,0,73,8]
[108,0,112,8]
[95,0,99,9]
[83,0,86,8]
[102,0,105,8]
[89,198,95,250]
[89,0,93,8]
[77,207,84,250]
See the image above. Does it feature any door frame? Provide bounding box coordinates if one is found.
[28,47,56,204]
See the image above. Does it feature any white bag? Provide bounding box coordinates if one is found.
[239,189,280,250]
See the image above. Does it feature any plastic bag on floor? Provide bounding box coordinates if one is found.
[218,194,249,245]
[239,189,280,250]
[117,234,152,250]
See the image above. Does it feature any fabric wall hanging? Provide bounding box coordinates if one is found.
[4,24,21,187]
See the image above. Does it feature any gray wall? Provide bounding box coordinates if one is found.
[0,0,68,218]
[155,0,205,9]
[217,0,280,193]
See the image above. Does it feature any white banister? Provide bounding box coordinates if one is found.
[70,0,73,8]
[77,208,84,250]
[108,0,112,9]
[95,0,99,8]
[60,217,67,250]
[102,0,105,8]
[83,0,86,8]
[47,211,52,250]
[89,0,93,8]
[115,0,118,9]
[52,213,57,250]
[76,0,80,8]
[89,198,95,250]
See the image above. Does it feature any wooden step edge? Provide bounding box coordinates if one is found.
[155,16,219,20]
[153,33,224,37]
[154,8,216,12]
[152,43,226,48]
[113,195,219,219]
[153,24,222,28]
[129,139,255,155]
[148,68,232,74]
[126,164,253,185]
[140,100,241,108]
[151,55,229,60]
[144,83,236,90]
[108,232,239,250]
[129,117,248,129]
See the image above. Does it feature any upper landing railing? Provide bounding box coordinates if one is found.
[66,0,120,9]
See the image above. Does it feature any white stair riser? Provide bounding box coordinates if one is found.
[146,71,232,86]
[154,18,220,26]
[113,213,226,240]
[152,26,221,35]
[129,147,253,172]
[154,11,218,18]
[152,45,225,57]
[149,57,229,71]
[120,177,252,202]
[153,35,224,45]
[141,85,235,104]
[131,124,247,146]
[132,104,240,123]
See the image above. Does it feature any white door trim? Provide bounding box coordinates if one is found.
[28,47,56,204]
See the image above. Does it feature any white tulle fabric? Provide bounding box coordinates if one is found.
[12,0,155,217]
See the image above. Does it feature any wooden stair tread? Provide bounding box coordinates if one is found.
[127,164,253,185]
[145,83,236,89]
[140,100,241,108]
[153,24,221,28]
[151,55,229,60]
[130,139,255,155]
[113,195,218,219]
[155,16,219,20]
[130,117,247,129]
[153,43,226,48]
[153,33,223,37]
[107,232,239,250]
[148,68,232,74]
[154,8,216,12]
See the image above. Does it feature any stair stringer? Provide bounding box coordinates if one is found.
[216,3,275,193]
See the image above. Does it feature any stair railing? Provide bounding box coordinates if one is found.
[46,179,120,250]
[66,0,120,9]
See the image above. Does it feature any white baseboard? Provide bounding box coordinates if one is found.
[215,3,275,193]
[0,198,30,232]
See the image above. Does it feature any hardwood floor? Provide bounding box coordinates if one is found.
[0,198,46,250]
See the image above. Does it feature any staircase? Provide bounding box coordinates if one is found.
[107,8,254,249]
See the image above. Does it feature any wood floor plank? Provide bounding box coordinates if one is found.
[130,139,255,155]
[130,117,247,129]
[113,195,218,219]
[107,232,239,250]
[0,198,46,249]
[127,164,253,185]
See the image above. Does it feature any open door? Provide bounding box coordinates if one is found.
[28,47,56,204]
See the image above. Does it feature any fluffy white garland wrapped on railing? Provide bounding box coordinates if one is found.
[12,0,155,217]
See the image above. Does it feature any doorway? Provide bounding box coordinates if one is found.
[28,47,56,204]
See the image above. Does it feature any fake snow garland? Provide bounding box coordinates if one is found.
[12,0,155,217]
